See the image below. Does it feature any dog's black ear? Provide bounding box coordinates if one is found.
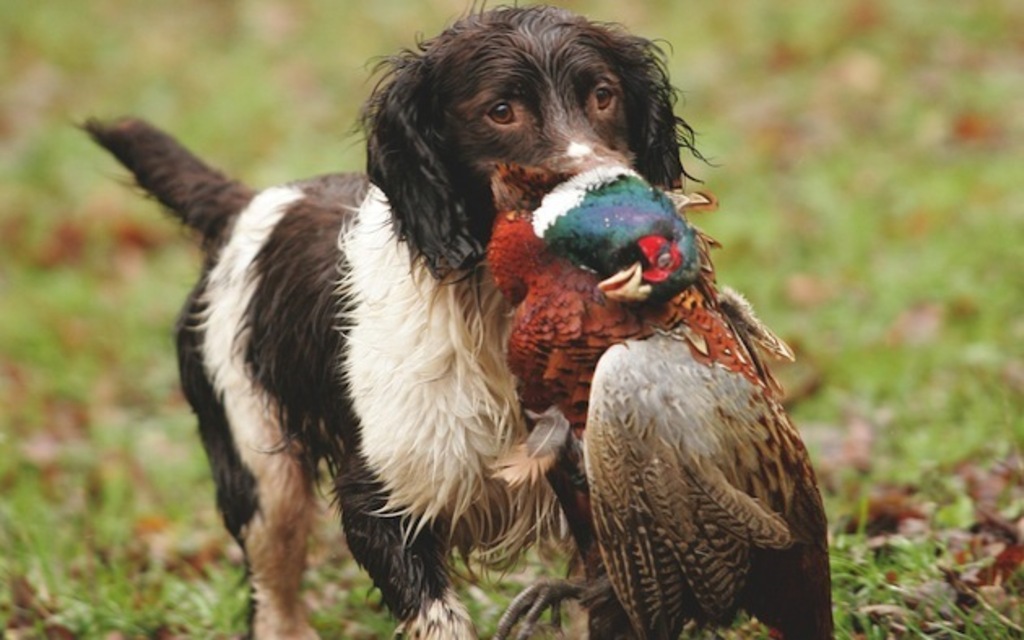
[363,53,483,277]
[614,36,700,190]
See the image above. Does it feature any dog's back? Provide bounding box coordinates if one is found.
[87,117,369,467]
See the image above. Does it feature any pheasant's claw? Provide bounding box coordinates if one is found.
[493,578,584,640]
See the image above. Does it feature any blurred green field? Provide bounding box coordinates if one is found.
[2,0,1022,637]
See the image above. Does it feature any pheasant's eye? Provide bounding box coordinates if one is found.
[488,101,516,125]
[593,86,614,110]
[656,250,676,270]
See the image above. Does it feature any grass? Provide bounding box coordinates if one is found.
[2,0,1022,637]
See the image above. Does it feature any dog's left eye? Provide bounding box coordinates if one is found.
[488,101,516,125]
[593,86,614,110]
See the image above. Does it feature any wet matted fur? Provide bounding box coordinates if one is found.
[86,5,699,637]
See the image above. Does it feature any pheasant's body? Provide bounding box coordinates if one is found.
[487,165,833,639]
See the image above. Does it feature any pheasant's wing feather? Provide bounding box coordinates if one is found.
[587,333,822,628]
[763,400,831,549]
[586,352,689,639]
[680,462,792,547]
[718,286,795,362]
[656,331,827,549]
[640,450,753,621]
[717,286,794,395]
[675,516,750,621]
[653,448,794,620]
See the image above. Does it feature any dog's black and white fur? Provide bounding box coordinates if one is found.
[88,6,698,638]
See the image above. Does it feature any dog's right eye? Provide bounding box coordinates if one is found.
[488,101,516,125]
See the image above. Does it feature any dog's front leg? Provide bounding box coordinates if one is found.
[336,452,475,639]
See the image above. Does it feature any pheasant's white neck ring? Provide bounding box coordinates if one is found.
[530,165,640,238]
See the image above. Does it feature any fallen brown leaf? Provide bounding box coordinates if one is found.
[886,302,945,347]
[1003,360,1024,396]
[784,273,835,308]
[952,111,1002,145]
[977,544,1024,588]
[33,219,87,269]
[841,413,876,474]
[845,484,927,536]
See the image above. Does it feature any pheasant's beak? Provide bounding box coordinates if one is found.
[598,262,652,302]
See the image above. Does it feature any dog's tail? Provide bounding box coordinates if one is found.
[84,118,255,249]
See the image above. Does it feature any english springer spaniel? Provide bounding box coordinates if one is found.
[87,5,699,638]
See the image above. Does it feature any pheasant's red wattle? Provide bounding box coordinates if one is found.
[637,234,681,283]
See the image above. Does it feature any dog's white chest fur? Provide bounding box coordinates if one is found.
[341,188,554,553]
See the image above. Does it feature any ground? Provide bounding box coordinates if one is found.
[1,0,1022,637]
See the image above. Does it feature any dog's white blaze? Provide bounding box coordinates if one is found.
[340,186,557,557]
[200,186,317,639]
[530,164,640,238]
[566,141,593,159]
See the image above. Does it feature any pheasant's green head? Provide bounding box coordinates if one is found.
[529,166,702,304]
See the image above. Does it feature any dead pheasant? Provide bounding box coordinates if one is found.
[487,164,833,639]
